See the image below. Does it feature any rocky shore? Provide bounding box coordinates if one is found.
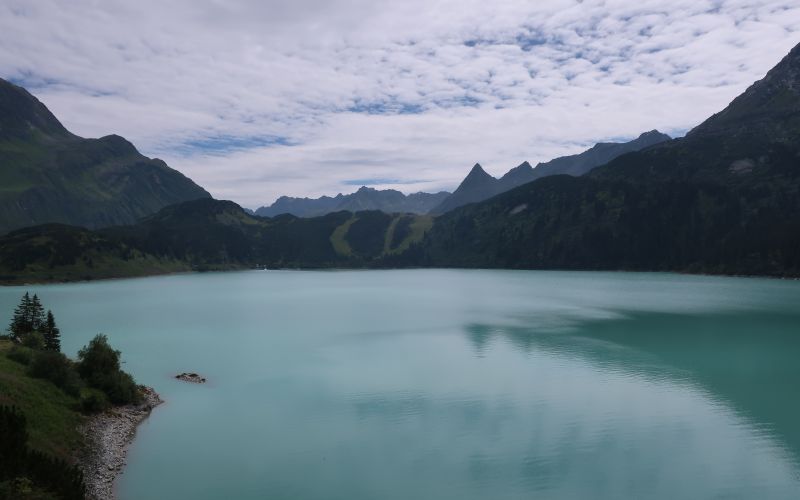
[78,386,163,500]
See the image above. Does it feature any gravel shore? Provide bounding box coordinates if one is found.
[78,386,163,500]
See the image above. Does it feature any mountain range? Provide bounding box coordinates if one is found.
[0,78,210,235]
[255,186,449,217]
[429,130,671,214]
[1,41,799,281]
[391,42,800,276]
[256,130,670,218]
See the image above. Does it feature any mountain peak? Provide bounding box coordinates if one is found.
[506,161,533,172]
[464,163,493,181]
[638,130,669,140]
[687,41,800,140]
[0,78,71,141]
[469,162,486,173]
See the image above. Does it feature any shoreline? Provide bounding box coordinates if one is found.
[78,386,163,500]
[1,266,798,287]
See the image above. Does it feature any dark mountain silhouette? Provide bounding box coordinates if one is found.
[430,131,670,214]
[394,43,800,277]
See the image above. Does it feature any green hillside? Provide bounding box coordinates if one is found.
[0,78,210,235]
[0,199,435,283]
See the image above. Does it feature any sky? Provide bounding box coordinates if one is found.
[1,1,799,208]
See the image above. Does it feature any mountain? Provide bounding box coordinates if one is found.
[256,194,342,217]
[687,43,800,142]
[430,131,670,214]
[3,43,799,282]
[0,198,434,282]
[529,130,671,178]
[429,164,500,214]
[0,78,210,235]
[390,43,800,277]
[255,186,449,217]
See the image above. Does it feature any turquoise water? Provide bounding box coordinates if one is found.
[2,270,800,499]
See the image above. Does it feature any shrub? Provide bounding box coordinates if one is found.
[20,332,45,350]
[79,390,109,414]
[27,351,81,398]
[77,334,142,405]
[7,346,33,365]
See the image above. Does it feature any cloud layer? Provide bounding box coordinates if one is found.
[1,0,799,207]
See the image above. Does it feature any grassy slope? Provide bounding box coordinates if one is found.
[330,216,357,257]
[0,341,84,460]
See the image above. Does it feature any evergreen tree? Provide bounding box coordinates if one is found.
[43,310,61,352]
[30,294,46,332]
[8,292,31,340]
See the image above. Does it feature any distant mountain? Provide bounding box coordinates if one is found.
[430,131,670,214]
[3,43,800,282]
[0,78,210,235]
[529,130,671,178]
[429,164,500,215]
[255,186,449,217]
[0,198,434,282]
[391,43,800,277]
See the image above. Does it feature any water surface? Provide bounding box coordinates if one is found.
[2,270,799,499]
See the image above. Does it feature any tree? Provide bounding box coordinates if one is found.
[77,334,141,405]
[30,295,45,333]
[8,293,32,341]
[42,311,60,352]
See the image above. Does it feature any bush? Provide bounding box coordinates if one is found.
[77,335,142,405]
[20,332,44,350]
[79,390,109,414]
[27,351,81,398]
[7,346,33,365]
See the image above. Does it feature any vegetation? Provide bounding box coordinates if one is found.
[0,77,210,236]
[0,293,145,498]
[77,335,141,406]
[0,201,436,282]
[0,406,85,500]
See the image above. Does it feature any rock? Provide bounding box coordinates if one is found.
[175,372,207,384]
[77,386,163,500]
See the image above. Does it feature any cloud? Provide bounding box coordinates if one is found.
[0,0,798,208]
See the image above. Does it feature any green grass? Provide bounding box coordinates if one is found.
[383,216,401,254]
[0,341,84,460]
[330,216,357,256]
[387,215,433,255]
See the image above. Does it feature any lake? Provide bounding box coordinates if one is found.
[2,269,800,499]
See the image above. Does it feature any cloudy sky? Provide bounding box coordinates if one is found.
[1,1,799,208]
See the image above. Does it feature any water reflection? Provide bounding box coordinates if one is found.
[463,309,800,468]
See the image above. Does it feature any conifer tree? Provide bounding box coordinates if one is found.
[30,294,45,332]
[43,310,61,352]
[8,292,31,340]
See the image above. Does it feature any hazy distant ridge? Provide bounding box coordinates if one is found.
[255,186,449,217]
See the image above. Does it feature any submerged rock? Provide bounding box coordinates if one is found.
[175,372,206,383]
